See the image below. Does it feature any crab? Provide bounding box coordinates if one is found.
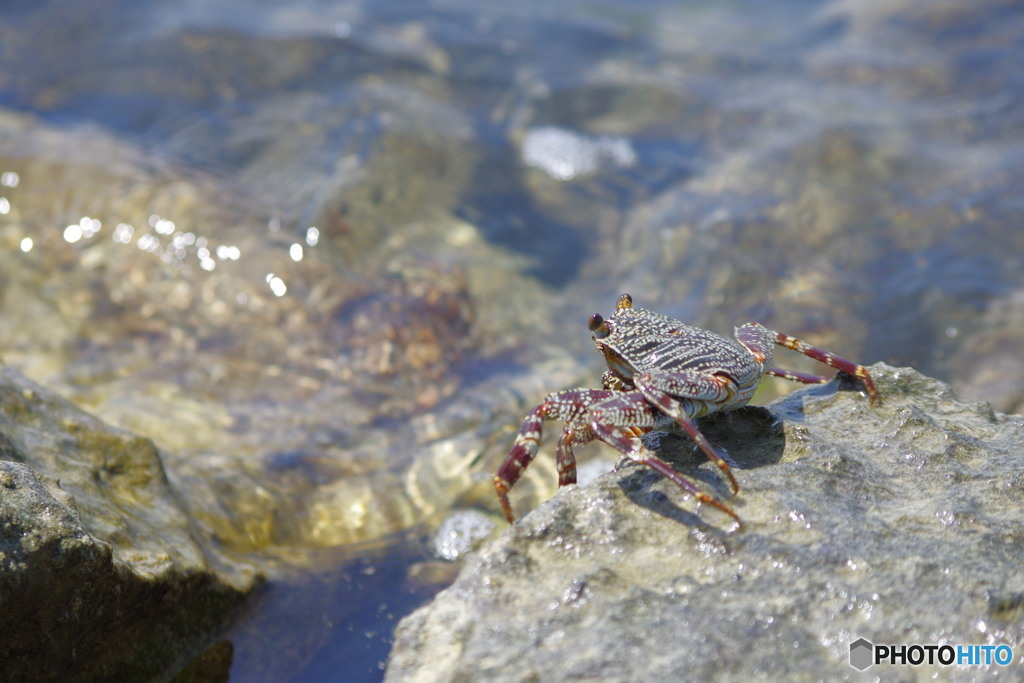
[493,293,877,527]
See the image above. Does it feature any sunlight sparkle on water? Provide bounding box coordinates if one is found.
[81,217,101,237]
[216,245,241,260]
[112,223,134,244]
[19,237,32,252]
[0,171,18,187]
[137,233,160,252]
[114,217,233,273]
[150,214,176,235]
[306,226,319,246]
[266,273,287,297]
[198,246,216,271]
[289,243,303,262]
[65,216,102,243]
[0,198,9,214]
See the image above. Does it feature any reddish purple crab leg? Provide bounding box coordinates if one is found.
[494,293,878,527]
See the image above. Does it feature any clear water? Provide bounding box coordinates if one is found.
[1,0,1022,679]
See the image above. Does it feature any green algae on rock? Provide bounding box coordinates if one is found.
[0,366,256,680]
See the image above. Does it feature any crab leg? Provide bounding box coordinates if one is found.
[632,371,742,495]
[588,392,741,524]
[766,367,830,385]
[554,427,576,486]
[771,331,878,404]
[494,388,617,523]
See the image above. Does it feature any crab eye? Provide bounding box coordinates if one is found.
[588,313,610,338]
[616,293,633,310]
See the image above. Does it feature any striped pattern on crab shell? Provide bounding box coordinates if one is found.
[597,306,766,393]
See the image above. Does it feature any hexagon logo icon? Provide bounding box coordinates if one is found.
[849,638,874,670]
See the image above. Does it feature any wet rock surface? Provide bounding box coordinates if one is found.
[0,365,254,680]
[386,364,1024,680]
[2,0,1024,676]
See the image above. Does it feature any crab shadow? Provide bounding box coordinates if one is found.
[616,405,785,529]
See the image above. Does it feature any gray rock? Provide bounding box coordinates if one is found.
[0,365,255,680]
[386,364,1024,681]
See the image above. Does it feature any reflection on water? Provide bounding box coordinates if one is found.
[2,0,1023,678]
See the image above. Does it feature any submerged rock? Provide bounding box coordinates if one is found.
[0,110,555,552]
[386,364,1024,680]
[0,365,255,680]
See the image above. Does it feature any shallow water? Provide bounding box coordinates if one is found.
[1,0,1023,679]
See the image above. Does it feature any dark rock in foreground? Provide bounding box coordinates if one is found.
[0,366,255,680]
[386,364,1024,680]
